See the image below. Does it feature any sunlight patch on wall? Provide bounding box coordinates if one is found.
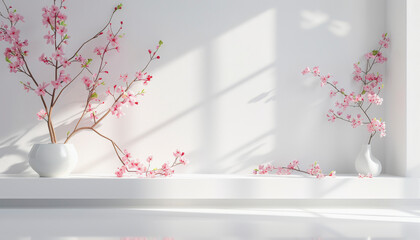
[328,20,351,37]
[300,10,351,37]
[300,10,329,29]
[212,8,276,91]
[207,6,277,171]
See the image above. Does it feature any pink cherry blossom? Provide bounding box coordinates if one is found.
[355,94,364,102]
[52,46,64,60]
[115,85,125,94]
[287,160,299,169]
[7,26,20,40]
[74,55,85,62]
[57,26,67,36]
[376,52,387,63]
[358,173,373,178]
[277,167,291,175]
[160,163,174,176]
[59,71,71,83]
[120,73,128,82]
[111,102,124,118]
[37,109,47,120]
[146,155,153,163]
[326,109,336,122]
[353,75,362,82]
[367,118,386,137]
[94,46,105,55]
[9,12,24,24]
[122,90,137,106]
[365,52,375,59]
[106,87,113,96]
[82,76,92,88]
[51,79,61,89]
[306,162,326,178]
[173,149,185,158]
[179,157,188,165]
[39,53,49,64]
[115,167,126,178]
[60,58,71,68]
[351,117,362,128]
[136,163,147,174]
[146,171,156,178]
[367,93,383,105]
[23,81,31,92]
[320,75,330,87]
[8,61,19,73]
[353,63,362,75]
[143,75,152,85]
[86,104,94,113]
[135,71,143,79]
[121,149,132,164]
[43,31,54,45]
[301,67,310,75]
[107,32,118,46]
[312,66,320,76]
[379,40,389,48]
[35,82,49,96]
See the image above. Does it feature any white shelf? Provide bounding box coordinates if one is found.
[0,174,418,200]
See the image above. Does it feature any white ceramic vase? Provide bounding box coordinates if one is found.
[355,144,382,176]
[28,143,78,177]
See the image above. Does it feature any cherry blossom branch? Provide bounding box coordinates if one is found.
[52,68,86,106]
[67,126,188,178]
[302,33,389,145]
[65,4,122,64]
[1,0,12,26]
[254,160,336,178]
[90,46,158,129]
[19,43,57,142]
[0,1,188,177]
[65,126,126,164]
[64,27,124,140]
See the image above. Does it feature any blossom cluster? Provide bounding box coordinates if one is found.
[41,3,71,66]
[367,118,386,137]
[253,160,336,178]
[358,173,373,178]
[115,149,188,178]
[302,34,389,144]
[0,8,27,74]
[105,67,157,119]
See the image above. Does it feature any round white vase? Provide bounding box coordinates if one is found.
[355,144,382,176]
[28,143,78,177]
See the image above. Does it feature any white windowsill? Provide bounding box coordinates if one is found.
[0,174,417,200]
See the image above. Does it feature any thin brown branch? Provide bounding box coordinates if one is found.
[52,68,85,106]
[66,9,118,63]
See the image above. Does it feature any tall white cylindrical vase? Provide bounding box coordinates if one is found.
[355,144,382,176]
[28,143,78,177]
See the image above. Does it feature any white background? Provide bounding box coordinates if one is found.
[0,0,399,175]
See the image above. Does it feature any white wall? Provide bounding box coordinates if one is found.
[0,0,389,175]
[405,0,420,177]
[385,0,406,176]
